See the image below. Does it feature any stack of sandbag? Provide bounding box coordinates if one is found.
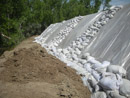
[85,56,130,98]
[34,5,130,98]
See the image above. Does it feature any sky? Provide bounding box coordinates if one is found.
[110,0,130,5]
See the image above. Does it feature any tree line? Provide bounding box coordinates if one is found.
[0,0,111,55]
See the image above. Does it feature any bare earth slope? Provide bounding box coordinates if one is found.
[0,36,90,98]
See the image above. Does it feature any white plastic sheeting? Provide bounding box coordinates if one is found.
[85,4,130,80]
[35,4,130,98]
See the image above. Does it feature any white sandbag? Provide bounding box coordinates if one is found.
[99,73,123,90]
[102,61,110,67]
[59,54,68,63]
[88,58,101,65]
[95,68,107,73]
[81,42,88,46]
[92,61,110,70]
[88,75,98,90]
[77,44,83,50]
[119,79,130,97]
[82,36,87,41]
[72,54,78,61]
[75,48,81,55]
[57,48,62,52]
[110,91,126,98]
[84,63,92,73]
[81,76,88,86]
[91,92,107,98]
[82,75,94,92]
[101,72,123,86]
[95,61,110,72]
[92,70,101,81]
[107,65,126,76]
[92,62,102,69]
[62,49,69,54]
[78,59,87,65]
[102,72,114,76]
[81,53,90,59]
[87,56,95,62]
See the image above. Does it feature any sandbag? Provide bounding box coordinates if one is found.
[88,75,98,92]
[102,61,110,67]
[81,53,90,59]
[92,70,101,81]
[110,91,126,98]
[62,49,69,54]
[91,92,107,98]
[107,65,126,76]
[84,63,92,73]
[95,61,110,73]
[99,73,122,90]
[81,75,99,92]
[90,59,109,70]
[119,79,130,97]
[95,68,107,73]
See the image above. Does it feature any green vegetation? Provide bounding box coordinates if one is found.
[0,0,111,55]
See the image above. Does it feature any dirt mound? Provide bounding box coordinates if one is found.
[0,36,90,98]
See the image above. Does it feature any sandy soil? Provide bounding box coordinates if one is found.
[0,36,90,98]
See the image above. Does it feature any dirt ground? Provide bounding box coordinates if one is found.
[0,36,90,98]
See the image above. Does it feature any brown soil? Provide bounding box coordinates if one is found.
[0,36,90,98]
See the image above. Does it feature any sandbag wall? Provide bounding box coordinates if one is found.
[35,4,130,98]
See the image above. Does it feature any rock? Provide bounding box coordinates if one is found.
[119,79,130,97]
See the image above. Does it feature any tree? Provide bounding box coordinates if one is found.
[101,0,111,10]
[0,0,111,55]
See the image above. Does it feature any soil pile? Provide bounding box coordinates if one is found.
[0,36,90,98]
